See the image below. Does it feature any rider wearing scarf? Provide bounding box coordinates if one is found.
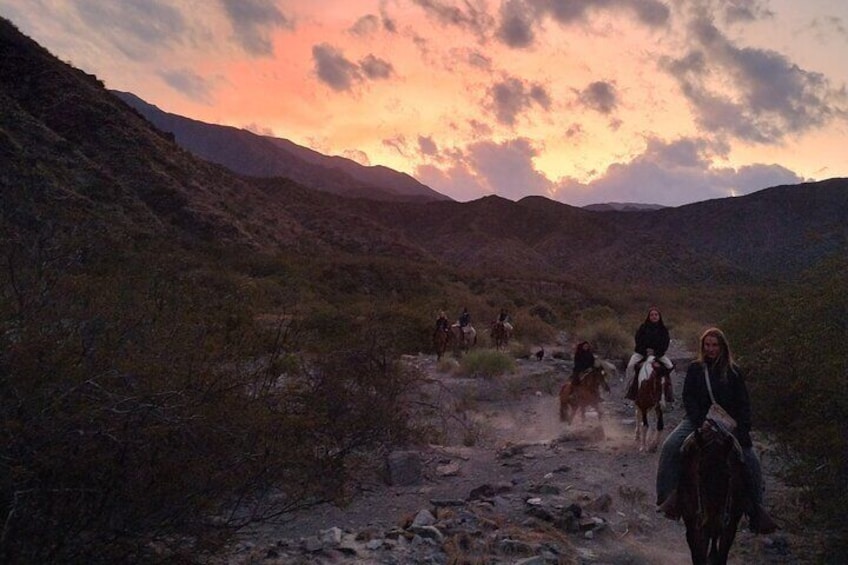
[656,327,776,534]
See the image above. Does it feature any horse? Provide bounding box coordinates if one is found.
[433,328,451,360]
[490,321,511,350]
[679,420,747,565]
[559,366,610,424]
[634,357,673,452]
[450,323,476,353]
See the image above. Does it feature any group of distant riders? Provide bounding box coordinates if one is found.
[434,307,512,347]
[434,304,777,535]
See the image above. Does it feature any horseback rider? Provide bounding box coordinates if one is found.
[458,307,472,343]
[625,307,674,401]
[655,327,777,534]
[571,341,597,385]
[435,310,450,334]
[497,308,514,333]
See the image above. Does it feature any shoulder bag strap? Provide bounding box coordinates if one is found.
[703,364,718,404]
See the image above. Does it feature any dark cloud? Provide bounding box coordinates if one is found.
[359,54,394,80]
[577,81,618,114]
[490,0,669,49]
[418,135,438,156]
[220,0,292,57]
[496,0,535,48]
[545,0,669,27]
[159,68,214,103]
[665,14,840,143]
[312,45,394,91]
[489,76,551,125]
[313,43,360,91]
[707,0,774,25]
[383,135,411,157]
[73,0,187,60]
[553,136,803,206]
[350,14,380,36]
[411,0,495,40]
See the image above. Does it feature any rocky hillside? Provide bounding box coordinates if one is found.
[2,16,847,288]
[113,91,449,203]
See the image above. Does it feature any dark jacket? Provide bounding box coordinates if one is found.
[435,317,450,332]
[573,348,596,375]
[682,360,753,447]
[634,322,670,357]
[459,311,471,327]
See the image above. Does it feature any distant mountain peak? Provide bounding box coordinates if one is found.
[582,202,667,212]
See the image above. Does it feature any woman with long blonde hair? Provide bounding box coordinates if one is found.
[655,327,776,534]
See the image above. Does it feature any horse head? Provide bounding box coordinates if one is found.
[679,420,746,564]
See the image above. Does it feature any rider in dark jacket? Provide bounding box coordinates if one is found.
[571,341,596,383]
[655,327,776,534]
[625,307,674,400]
[435,311,450,334]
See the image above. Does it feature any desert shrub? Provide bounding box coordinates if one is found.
[510,311,556,345]
[528,302,557,325]
[726,257,848,560]
[0,240,424,563]
[458,350,516,378]
[575,318,631,360]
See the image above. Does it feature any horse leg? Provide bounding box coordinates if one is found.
[634,407,642,443]
[649,406,665,453]
[685,522,709,565]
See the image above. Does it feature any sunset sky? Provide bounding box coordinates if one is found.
[3,0,847,206]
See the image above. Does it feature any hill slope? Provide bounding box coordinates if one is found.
[2,16,847,287]
[112,91,449,203]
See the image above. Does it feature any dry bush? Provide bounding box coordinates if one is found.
[574,318,631,360]
[726,257,848,561]
[458,350,516,379]
[0,241,424,563]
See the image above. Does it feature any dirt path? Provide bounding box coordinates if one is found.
[225,349,809,564]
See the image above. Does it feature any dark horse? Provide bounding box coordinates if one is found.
[490,321,510,350]
[433,328,452,360]
[679,420,747,565]
[634,358,673,452]
[559,367,610,424]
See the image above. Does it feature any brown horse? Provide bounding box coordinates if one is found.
[679,420,747,565]
[634,358,672,452]
[433,328,451,360]
[559,367,610,424]
[490,321,510,350]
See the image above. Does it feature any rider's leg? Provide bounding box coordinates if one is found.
[625,353,643,400]
[656,418,697,511]
[657,354,674,370]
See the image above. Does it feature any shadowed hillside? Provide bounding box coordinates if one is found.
[3,15,848,288]
[113,90,450,204]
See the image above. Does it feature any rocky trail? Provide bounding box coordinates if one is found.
[221,343,811,564]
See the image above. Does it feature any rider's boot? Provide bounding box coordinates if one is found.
[625,376,638,401]
[748,503,778,534]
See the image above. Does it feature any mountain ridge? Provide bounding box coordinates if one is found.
[2,16,847,288]
[112,90,450,204]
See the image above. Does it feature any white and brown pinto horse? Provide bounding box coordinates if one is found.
[634,356,673,452]
[450,323,476,353]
